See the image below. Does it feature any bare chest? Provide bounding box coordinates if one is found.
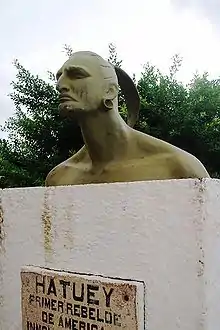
[50,157,175,186]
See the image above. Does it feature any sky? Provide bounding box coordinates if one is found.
[1,0,220,136]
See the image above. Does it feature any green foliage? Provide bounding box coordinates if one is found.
[0,43,122,188]
[137,57,220,177]
[1,45,220,188]
[107,43,122,67]
[63,44,74,57]
[107,43,125,113]
[0,59,83,187]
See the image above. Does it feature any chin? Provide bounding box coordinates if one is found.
[59,103,82,118]
[59,102,98,117]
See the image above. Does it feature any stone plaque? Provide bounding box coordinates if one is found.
[21,266,145,329]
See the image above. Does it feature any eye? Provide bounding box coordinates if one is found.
[66,66,90,79]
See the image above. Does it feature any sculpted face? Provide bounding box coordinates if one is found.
[56,51,118,117]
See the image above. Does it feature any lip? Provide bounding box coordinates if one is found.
[59,95,76,102]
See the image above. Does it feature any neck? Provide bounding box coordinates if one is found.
[78,107,131,165]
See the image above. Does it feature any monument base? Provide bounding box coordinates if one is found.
[0,179,220,329]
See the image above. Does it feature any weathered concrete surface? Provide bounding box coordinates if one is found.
[0,179,219,329]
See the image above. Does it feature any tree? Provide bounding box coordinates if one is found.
[137,56,220,177]
[0,44,123,187]
[0,59,83,187]
[1,45,220,188]
[107,43,128,120]
[107,43,122,67]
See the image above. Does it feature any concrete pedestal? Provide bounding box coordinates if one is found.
[0,179,220,329]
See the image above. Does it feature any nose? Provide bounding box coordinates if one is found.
[56,83,70,93]
[56,79,70,93]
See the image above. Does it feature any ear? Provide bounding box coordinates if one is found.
[103,83,119,110]
[114,66,140,127]
[105,83,119,100]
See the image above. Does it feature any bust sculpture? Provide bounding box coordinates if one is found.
[45,51,209,186]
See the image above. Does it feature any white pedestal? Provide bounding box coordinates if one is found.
[0,179,220,329]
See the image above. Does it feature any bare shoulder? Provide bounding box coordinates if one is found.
[45,160,68,187]
[173,149,210,179]
[136,131,210,179]
[45,147,87,186]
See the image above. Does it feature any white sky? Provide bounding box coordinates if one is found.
[1,0,220,136]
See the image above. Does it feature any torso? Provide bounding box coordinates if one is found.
[46,130,210,186]
[46,153,178,186]
[45,129,210,187]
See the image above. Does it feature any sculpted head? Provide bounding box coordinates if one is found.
[56,51,140,126]
[56,51,119,117]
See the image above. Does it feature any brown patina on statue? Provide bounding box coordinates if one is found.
[45,51,209,186]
